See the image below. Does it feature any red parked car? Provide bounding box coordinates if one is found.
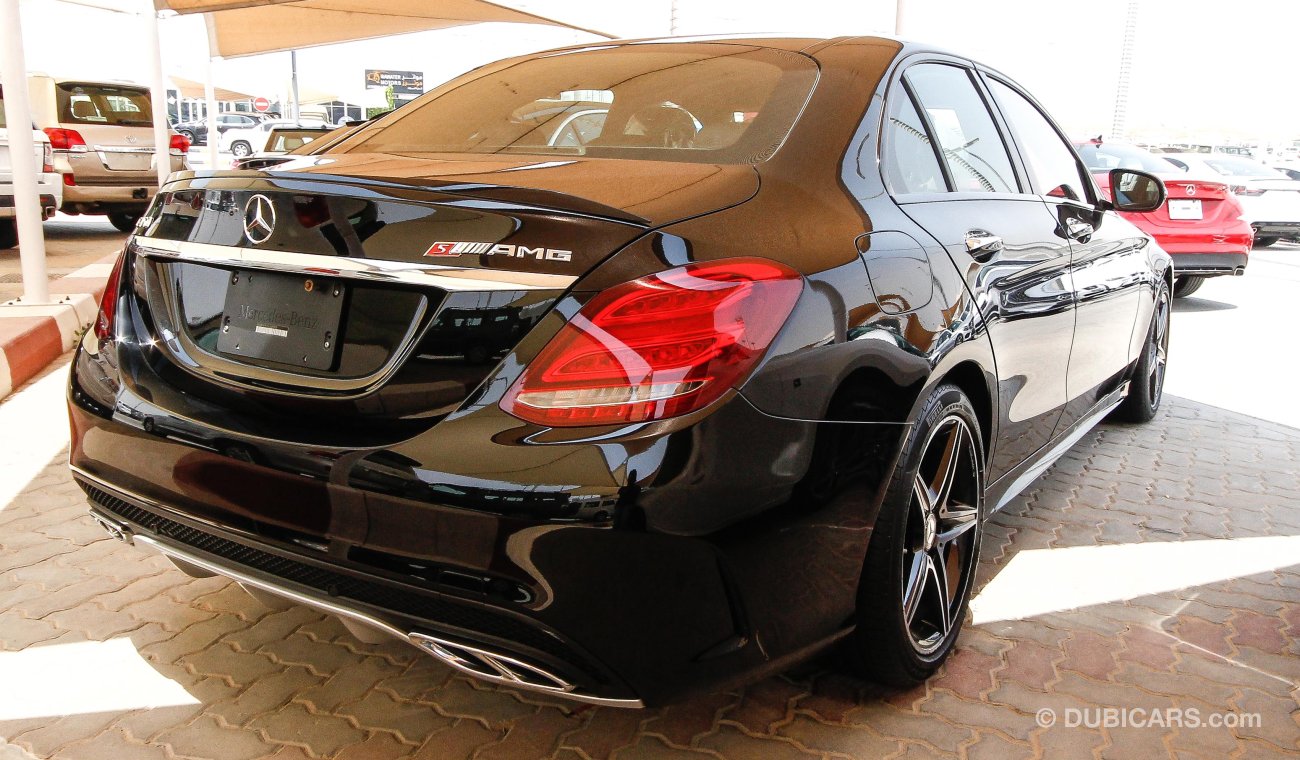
[1075,139,1251,297]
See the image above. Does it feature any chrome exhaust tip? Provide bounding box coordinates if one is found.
[89,511,132,544]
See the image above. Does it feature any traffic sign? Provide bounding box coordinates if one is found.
[253,97,270,112]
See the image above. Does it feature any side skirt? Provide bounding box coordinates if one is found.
[984,382,1129,514]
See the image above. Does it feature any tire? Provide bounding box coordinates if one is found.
[844,384,984,687]
[178,129,195,143]
[1114,280,1170,423]
[0,219,16,249]
[1172,275,1204,298]
[107,212,141,234]
[231,141,252,158]
[1254,236,1279,248]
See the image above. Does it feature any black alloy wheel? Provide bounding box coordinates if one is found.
[847,384,983,686]
[1115,281,1170,422]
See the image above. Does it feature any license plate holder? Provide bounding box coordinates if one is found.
[1167,199,1203,220]
[216,270,344,370]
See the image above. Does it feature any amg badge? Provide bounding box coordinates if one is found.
[424,241,573,262]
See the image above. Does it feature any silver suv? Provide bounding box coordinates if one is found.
[29,75,188,231]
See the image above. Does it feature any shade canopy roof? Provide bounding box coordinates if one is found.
[154,0,614,58]
[168,75,255,101]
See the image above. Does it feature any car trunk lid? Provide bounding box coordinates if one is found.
[123,157,757,435]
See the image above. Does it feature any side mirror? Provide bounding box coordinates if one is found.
[1109,168,1166,213]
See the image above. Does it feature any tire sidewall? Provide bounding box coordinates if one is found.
[853,383,985,680]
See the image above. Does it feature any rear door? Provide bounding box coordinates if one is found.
[981,74,1145,431]
[884,59,1076,482]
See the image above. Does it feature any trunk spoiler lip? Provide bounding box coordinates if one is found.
[169,167,655,228]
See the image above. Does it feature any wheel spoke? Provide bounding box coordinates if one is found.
[936,503,979,544]
[902,550,928,627]
[925,421,964,511]
[927,545,952,635]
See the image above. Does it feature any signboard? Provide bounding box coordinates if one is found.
[253,96,271,112]
[365,69,424,97]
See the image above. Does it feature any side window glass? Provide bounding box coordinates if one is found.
[882,89,947,195]
[904,64,1017,194]
[987,79,1089,202]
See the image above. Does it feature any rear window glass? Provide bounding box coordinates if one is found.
[345,44,818,164]
[57,83,152,126]
[1075,142,1171,174]
[1202,157,1284,178]
[267,129,328,153]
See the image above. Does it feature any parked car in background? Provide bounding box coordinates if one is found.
[27,74,189,232]
[173,111,263,146]
[0,88,61,248]
[1162,152,1300,247]
[231,122,362,170]
[220,120,329,158]
[1076,139,1251,297]
[72,36,1171,707]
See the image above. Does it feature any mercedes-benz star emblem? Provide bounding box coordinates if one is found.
[243,194,276,244]
[1184,184,1197,196]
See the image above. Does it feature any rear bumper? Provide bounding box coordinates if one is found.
[62,183,154,211]
[67,337,871,706]
[0,192,59,220]
[76,467,644,707]
[1250,221,1300,238]
[1170,252,1249,277]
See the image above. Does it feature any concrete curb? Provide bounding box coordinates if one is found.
[0,252,118,399]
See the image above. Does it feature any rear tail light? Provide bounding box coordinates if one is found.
[1230,184,1266,196]
[94,252,126,341]
[62,173,76,187]
[42,142,54,173]
[43,127,87,152]
[501,258,802,427]
[169,134,191,155]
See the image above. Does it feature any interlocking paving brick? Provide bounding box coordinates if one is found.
[335,690,455,746]
[332,732,414,760]
[156,714,273,760]
[247,702,367,757]
[557,704,645,759]
[779,713,902,757]
[475,708,583,760]
[408,719,505,759]
[208,666,324,727]
[58,727,169,760]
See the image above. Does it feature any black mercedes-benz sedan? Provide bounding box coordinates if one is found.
[69,36,1171,707]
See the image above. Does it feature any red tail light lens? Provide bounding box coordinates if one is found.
[94,252,126,341]
[43,127,86,151]
[501,258,802,427]
[169,134,191,155]
[62,173,76,187]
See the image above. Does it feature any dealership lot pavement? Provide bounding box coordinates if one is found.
[0,245,1297,759]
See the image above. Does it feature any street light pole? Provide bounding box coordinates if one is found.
[0,0,50,303]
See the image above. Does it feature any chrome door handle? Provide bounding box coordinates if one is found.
[1066,218,1095,241]
[965,229,1003,261]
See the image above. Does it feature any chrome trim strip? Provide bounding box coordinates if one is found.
[133,235,578,292]
[76,469,642,708]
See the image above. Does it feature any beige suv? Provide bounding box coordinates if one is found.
[28,75,188,232]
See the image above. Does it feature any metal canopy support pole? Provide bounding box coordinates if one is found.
[894,0,907,35]
[205,54,219,167]
[290,50,300,123]
[0,0,50,304]
[143,3,171,188]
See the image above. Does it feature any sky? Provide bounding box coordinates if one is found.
[8,0,1300,144]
